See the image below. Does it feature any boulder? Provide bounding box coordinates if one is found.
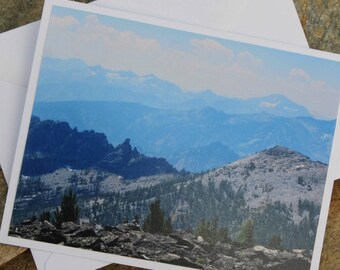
[35,231,66,244]
[212,242,234,257]
[213,255,237,269]
[73,226,97,237]
[101,235,119,247]
[158,253,204,269]
[170,233,195,250]
[41,220,57,232]
[120,222,141,232]
[61,222,81,234]
[66,236,102,249]
[266,258,310,270]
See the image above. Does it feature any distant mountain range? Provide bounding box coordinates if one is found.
[32,57,335,171]
[173,142,240,172]
[33,100,335,168]
[22,116,177,179]
[37,57,311,118]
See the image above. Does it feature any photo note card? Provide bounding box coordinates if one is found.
[1,0,340,269]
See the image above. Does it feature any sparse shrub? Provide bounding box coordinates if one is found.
[196,217,229,245]
[237,219,255,247]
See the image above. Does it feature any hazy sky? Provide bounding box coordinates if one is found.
[42,6,340,119]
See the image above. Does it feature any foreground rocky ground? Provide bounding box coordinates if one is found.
[10,220,311,270]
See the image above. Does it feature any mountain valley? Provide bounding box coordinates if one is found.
[14,118,327,251]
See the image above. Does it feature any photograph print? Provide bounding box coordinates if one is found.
[4,1,340,270]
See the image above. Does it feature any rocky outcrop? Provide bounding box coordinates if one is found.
[22,116,177,179]
[10,221,310,270]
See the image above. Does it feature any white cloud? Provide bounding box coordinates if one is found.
[235,51,263,70]
[46,14,161,68]
[44,14,261,95]
[106,72,124,81]
[49,15,79,29]
[264,72,340,119]
[191,38,234,64]
[191,38,227,51]
[261,102,278,108]
[289,68,311,81]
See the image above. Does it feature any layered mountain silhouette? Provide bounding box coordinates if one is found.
[33,101,335,166]
[32,57,335,170]
[22,116,177,179]
[173,142,240,172]
[37,57,311,118]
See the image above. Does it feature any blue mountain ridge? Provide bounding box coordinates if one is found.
[33,101,335,170]
[36,57,311,118]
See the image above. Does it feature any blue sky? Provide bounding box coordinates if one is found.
[42,5,340,119]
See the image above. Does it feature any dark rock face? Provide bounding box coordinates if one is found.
[10,221,310,270]
[22,116,177,179]
[11,220,66,244]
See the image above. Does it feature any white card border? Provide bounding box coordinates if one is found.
[1,0,340,269]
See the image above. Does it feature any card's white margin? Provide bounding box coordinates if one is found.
[1,0,339,269]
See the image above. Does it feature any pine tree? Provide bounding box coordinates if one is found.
[268,234,282,249]
[53,189,80,228]
[53,207,63,229]
[61,189,80,223]
[163,217,173,235]
[219,227,229,243]
[237,219,255,247]
[143,199,172,234]
[39,210,51,222]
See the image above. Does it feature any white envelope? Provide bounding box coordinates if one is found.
[0,0,308,269]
